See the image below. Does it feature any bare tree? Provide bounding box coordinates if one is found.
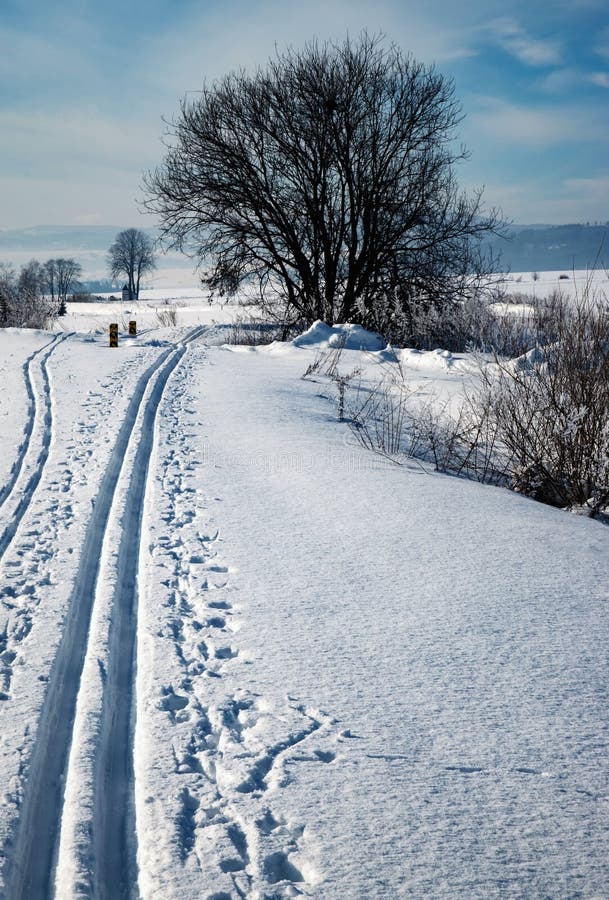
[107,228,156,301]
[55,258,82,313]
[19,259,47,304]
[44,258,82,314]
[145,34,503,332]
[44,259,57,305]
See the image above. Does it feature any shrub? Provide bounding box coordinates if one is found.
[476,293,609,514]
[310,288,609,518]
[227,314,287,346]
[155,304,178,327]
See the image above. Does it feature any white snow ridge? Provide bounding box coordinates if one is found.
[0,300,608,899]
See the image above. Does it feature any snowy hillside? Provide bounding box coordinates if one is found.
[0,299,607,898]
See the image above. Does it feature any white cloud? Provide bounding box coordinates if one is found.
[536,67,609,93]
[0,107,163,227]
[563,174,609,197]
[469,97,609,148]
[464,176,609,224]
[0,107,161,174]
[142,0,477,104]
[595,28,609,62]
[0,174,146,230]
[589,71,609,88]
[72,212,105,225]
[487,18,561,67]
[535,68,581,93]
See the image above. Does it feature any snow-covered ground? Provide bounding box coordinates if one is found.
[501,268,608,301]
[0,296,607,898]
[59,289,249,335]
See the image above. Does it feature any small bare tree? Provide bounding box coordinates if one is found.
[45,258,82,314]
[44,258,57,305]
[108,228,156,301]
[55,258,82,313]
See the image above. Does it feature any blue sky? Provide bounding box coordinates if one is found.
[1,0,608,228]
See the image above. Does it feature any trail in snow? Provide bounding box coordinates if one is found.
[6,327,207,900]
[93,331,205,899]
[0,335,55,510]
[0,334,69,561]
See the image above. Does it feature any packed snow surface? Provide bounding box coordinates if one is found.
[0,298,607,899]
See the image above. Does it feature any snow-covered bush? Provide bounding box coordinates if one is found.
[311,290,609,518]
[476,293,609,514]
[155,304,178,327]
[412,291,609,516]
[0,260,58,329]
[227,314,287,346]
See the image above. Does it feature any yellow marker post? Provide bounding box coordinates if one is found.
[128,320,137,336]
[109,323,119,347]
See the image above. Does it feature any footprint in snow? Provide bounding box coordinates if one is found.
[159,686,189,712]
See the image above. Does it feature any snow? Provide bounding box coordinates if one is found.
[59,293,250,335]
[502,268,608,301]
[292,320,386,350]
[0,294,608,898]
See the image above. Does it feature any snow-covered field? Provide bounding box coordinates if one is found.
[501,268,608,301]
[0,296,608,899]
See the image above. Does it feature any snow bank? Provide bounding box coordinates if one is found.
[292,320,386,351]
[398,346,455,370]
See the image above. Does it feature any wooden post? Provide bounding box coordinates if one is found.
[128,320,137,336]
[109,323,119,347]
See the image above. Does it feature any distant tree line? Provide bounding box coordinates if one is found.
[0,257,82,329]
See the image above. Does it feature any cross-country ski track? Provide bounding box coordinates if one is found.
[0,333,70,561]
[5,326,207,900]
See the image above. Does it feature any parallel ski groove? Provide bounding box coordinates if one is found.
[0,334,68,561]
[0,334,62,511]
[6,328,205,900]
[93,336,195,899]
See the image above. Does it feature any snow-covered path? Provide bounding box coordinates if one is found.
[0,333,69,562]
[0,326,209,897]
[0,324,608,898]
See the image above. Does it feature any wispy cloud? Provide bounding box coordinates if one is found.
[487,18,561,67]
[470,97,609,147]
[536,67,609,93]
[0,0,606,227]
[563,174,609,198]
[464,175,609,224]
[595,29,609,62]
[0,108,160,175]
[535,67,581,93]
[144,0,477,102]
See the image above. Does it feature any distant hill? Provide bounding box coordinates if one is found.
[1,222,608,277]
[485,224,609,273]
[0,225,156,254]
